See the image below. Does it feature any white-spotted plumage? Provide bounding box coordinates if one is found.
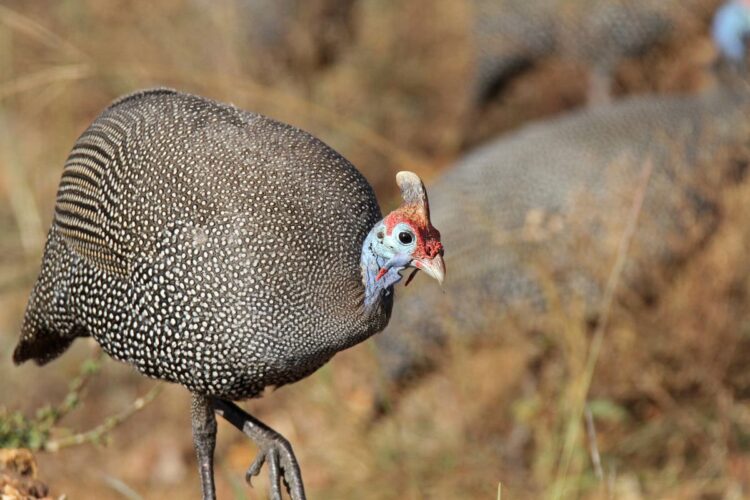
[15,88,391,400]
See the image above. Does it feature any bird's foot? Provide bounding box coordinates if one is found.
[213,399,306,500]
[245,432,304,500]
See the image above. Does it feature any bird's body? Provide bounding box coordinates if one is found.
[375,85,750,393]
[16,89,388,399]
[14,88,445,499]
[471,0,689,102]
[194,0,356,77]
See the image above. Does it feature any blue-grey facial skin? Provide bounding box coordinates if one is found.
[361,223,413,310]
[379,221,419,259]
[361,218,440,309]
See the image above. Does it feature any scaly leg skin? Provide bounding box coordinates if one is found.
[213,399,306,500]
[191,393,218,500]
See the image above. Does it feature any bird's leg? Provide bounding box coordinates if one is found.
[213,399,306,500]
[587,66,613,107]
[191,393,218,500]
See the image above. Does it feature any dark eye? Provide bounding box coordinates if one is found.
[398,231,414,245]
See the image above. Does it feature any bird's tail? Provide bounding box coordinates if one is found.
[13,324,79,366]
[13,228,86,366]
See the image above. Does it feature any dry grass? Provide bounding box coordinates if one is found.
[0,1,748,499]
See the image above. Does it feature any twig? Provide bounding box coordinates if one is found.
[100,474,144,500]
[48,350,104,427]
[44,384,163,452]
[584,405,604,482]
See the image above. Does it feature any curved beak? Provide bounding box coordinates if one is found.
[414,254,445,285]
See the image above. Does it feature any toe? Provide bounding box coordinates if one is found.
[245,452,266,486]
[276,443,305,499]
[267,448,282,500]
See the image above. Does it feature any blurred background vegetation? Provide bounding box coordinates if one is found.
[1,0,749,498]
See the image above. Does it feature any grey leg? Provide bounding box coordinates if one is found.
[191,393,217,500]
[587,66,613,107]
[213,399,306,500]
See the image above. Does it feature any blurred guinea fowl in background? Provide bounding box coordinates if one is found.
[373,81,750,411]
[194,0,357,79]
[471,0,707,105]
[371,0,747,412]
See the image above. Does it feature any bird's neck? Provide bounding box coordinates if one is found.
[361,225,401,312]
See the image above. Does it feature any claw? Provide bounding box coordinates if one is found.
[213,400,306,499]
[245,443,299,500]
[245,452,266,486]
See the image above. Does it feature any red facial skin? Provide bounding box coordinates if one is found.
[374,206,443,286]
[383,208,443,261]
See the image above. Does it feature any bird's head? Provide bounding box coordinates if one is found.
[713,0,750,64]
[365,171,445,292]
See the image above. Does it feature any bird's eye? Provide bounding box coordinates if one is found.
[398,231,414,245]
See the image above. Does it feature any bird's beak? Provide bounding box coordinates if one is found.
[413,254,445,285]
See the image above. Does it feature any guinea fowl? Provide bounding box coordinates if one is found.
[470,0,696,104]
[374,85,750,408]
[12,88,445,499]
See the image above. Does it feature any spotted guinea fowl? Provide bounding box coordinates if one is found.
[374,84,750,408]
[12,88,445,500]
[195,0,356,75]
[471,0,700,104]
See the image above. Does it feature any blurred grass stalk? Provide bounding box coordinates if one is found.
[0,112,43,254]
[547,160,655,499]
[0,4,93,257]
[0,4,87,61]
[0,63,92,102]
